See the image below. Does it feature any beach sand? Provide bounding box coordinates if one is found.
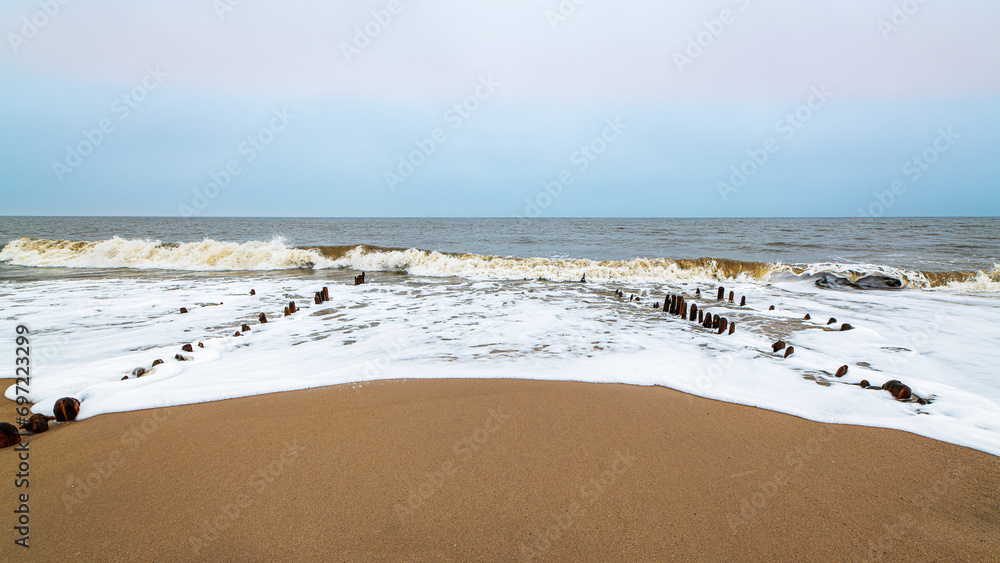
[2,377,997,561]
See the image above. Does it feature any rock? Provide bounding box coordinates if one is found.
[259,312,267,324]
[784,346,795,358]
[827,318,837,325]
[198,342,204,348]
[20,413,52,434]
[835,365,848,377]
[241,324,251,332]
[151,359,163,367]
[0,423,21,449]
[234,331,242,337]
[175,354,191,361]
[768,305,775,311]
[772,341,786,352]
[803,314,811,321]
[855,275,903,290]
[860,380,870,388]
[181,344,193,352]
[841,324,854,331]
[53,397,81,422]
[250,289,255,295]
[180,307,188,314]
[882,380,912,401]
[132,367,147,377]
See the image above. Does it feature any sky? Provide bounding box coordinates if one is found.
[1,0,999,218]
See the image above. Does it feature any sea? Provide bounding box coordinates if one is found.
[2,217,999,456]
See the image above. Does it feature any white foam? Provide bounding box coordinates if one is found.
[3,272,999,457]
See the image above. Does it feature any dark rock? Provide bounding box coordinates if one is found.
[882,380,912,401]
[20,413,52,434]
[53,397,81,422]
[0,423,21,448]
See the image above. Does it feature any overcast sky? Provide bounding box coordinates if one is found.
[2,0,999,217]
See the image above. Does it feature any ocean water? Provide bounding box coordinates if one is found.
[2,217,999,456]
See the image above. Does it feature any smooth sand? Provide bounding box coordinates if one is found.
[1,378,997,562]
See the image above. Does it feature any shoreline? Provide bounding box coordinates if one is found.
[2,377,998,560]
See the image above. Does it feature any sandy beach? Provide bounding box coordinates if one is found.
[1,377,997,561]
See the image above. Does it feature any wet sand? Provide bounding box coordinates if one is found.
[1,378,997,561]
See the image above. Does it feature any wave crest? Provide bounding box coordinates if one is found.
[0,237,330,271]
[2,237,997,291]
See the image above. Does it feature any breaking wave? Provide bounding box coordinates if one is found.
[2,237,997,291]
